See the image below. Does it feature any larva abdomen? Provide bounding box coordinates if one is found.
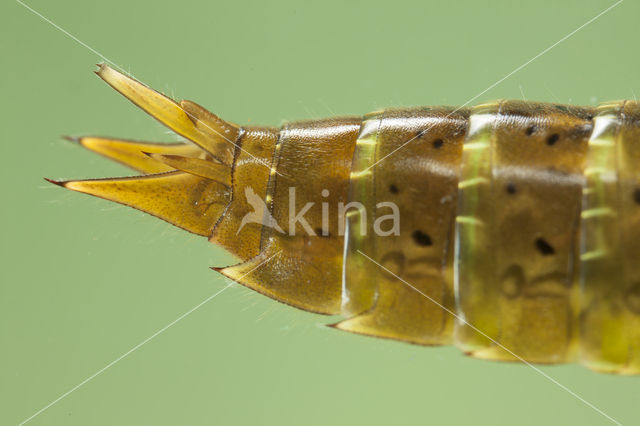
[50,65,640,374]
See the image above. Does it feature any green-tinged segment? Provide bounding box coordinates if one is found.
[580,101,640,374]
[338,108,468,345]
[455,101,594,364]
[341,115,381,316]
[454,104,499,353]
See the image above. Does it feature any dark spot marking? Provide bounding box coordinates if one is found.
[633,188,640,204]
[432,138,444,149]
[525,125,537,136]
[506,182,517,195]
[547,133,560,146]
[412,230,432,247]
[416,130,426,139]
[389,184,399,194]
[535,237,555,256]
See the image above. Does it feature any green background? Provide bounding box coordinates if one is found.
[3,0,639,424]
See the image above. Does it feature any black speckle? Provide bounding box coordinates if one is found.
[634,188,640,204]
[412,230,432,247]
[506,182,517,195]
[432,138,444,149]
[525,125,537,136]
[389,184,399,194]
[535,238,555,256]
[416,130,426,139]
[547,133,560,146]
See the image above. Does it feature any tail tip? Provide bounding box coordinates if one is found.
[44,177,67,188]
[62,135,81,144]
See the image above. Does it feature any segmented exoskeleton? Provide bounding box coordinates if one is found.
[49,65,640,374]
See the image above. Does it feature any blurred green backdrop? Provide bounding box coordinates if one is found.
[2,0,639,425]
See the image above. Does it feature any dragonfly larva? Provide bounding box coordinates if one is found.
[48,64,640,374]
